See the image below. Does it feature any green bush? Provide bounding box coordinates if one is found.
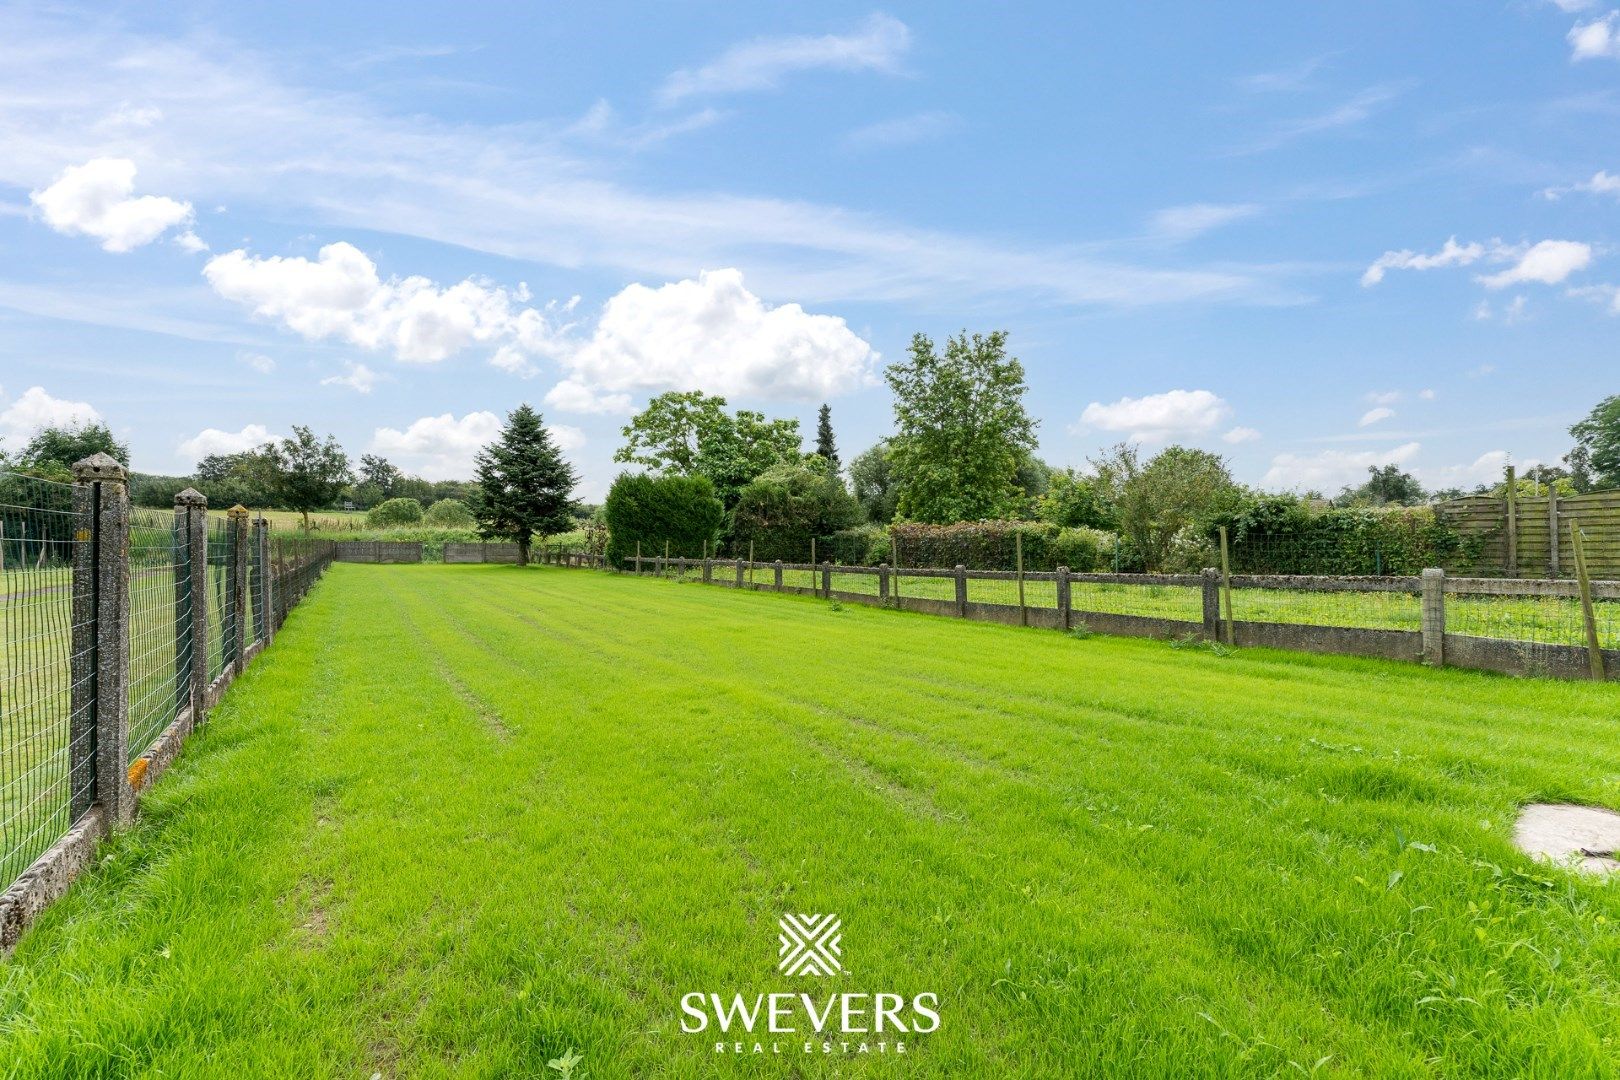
[423,498,474,527]
[603,472,725,569]
[729,464,863,562]
[366,497,423,528]
[1208,497,1468,575]
[824,525,892,565]
[888,520,1117,572]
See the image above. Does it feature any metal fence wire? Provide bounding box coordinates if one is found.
[127,506,188,763]
[206,516,233,681]
[0,472,92,890]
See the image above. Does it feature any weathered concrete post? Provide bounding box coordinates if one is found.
[1057,566,1072,631]
[1420,568,1445,667]
[175,489,209,721]
[73,453,133,827]
[253,515,271,648]
[735,557,745,588]
[879,563,890,602]
[702,558,713,583]
[678,556,687,578]
[774,560,784,591]
[955,565,968,616]
[1201,568,1221,640]
[227,505,250,676]
[822,561,832,598]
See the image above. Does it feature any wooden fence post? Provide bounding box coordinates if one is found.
[1201,568,1221,640]
[955,565,967,616]
[1218,526,1235,645]
[890,534,900,601]
[1057,566,1072,630]
[748,541,755,589]
[228,505,250,676]
[1420,568,1445,668]
[1016,531,1027,627]
[1573,522,1606,681]
[1548,490,1561,577]
[1505,464,1518,577]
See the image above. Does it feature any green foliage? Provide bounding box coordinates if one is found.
[194,450,277,510]
[1336,464,1426,507]
[849,441,900,524]
[602,471,725,568]
[473,404,579,563]
[129,472,190,508]
[423,498,475,527]
[823,524,893,565]
[366,497,424,528]
[889,520,1112,571]
[885,330,1038,523]
[1570,394,1620,489]
[729,463,862,561]
[614,390,802,507]
[1210,496,1468,575]
[815,403,839,471]
[16,421,128,472]
[265,426,352,527]
[1038,467,1118,529]
[1094,444,1244,571]
[358,453,402,494]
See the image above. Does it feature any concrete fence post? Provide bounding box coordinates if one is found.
[735,558,745,588]
[253,515,271,647]
[822,561,832,599]
[227,505,250,676]
[879,563,890,602]
[1420,568,1445,667]
[774,560,784,591]
[678,556,687,578]
[1201,568,1221,640]
[175,489,209,721]
[1057,566,1072,631]
[955,565,968,616]
[73,453,133,828]
[702,558,713,583]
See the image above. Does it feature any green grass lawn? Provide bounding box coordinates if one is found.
[3,565,1620,1077]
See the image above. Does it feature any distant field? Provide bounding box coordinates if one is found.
[200,508,367,530]
[2,565,1619,1076]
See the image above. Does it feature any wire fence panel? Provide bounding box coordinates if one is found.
[206,517,232,682]
[127,507,187,762]
[1445,586,1618,651]
[1227,578,1424,633]
[0,473,91,890]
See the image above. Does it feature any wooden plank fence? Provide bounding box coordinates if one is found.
[331,541,423,564]
[1435,489,1620,579]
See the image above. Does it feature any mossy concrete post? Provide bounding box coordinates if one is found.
[702,558,713,584]
[879,563,890,602]
[1057,566,1072,631]
[227,505,250,677]
[774,561,784,590]
[253,516,271,648]
[678,556,687,578]
[73,453,133,828]
[822,561,832,598]
[175,489,209,722]
[735,558,745,588]
[1201,568,1221,640]
[1420,568,1445,667]
[955,565,967,616]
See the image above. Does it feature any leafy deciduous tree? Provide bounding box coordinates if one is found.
[614,390,802,507]
[266,426,353,529]
[1570,394,1620,490]
[849,441,900,525]
[1092,443,1243,571]
[729,463,863,562]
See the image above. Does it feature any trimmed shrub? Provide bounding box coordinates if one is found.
[729,464,863,562]
[423,498,474,527]
[824,525,892,565]
[1208,497,1469,576]
[366,497,423,528]
[888,520,1117,572]
[603,472,725,569]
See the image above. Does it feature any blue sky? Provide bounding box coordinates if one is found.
[0,1,1615,500]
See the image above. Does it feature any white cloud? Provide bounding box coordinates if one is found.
[1474,294,1531,322]
[1549,0,1598,12]
[1358,406,1396,427]
[240,352,276,374]
[1420,450,1517,489]
[1569,12,1620,60]
[842,111,959,150]
[1263,441,1421,491]
[176,423,277,463]
[1540,169,1620,200]
[560,268,877,401]
[371,410,582,480]
[1418,388,1436,400]
[660,14,910,103]
[1476,240,1592,288]
[1223,426,1262,444]
[0,386,101,442]
[1569,282,1620,313]
[203,241,576,366]
[1365,389,1402,406]
[1149,203,1261,242]
[1077,389,1232,442]
[544,378,633,415]
[320,362,380,394]
[1361,237,1485,286]
[173,229,208,254]
[29,157,193,252]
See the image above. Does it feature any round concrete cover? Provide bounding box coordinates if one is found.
[1513,804,1620,874]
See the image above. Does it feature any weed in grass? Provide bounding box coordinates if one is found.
[1068,623,1092,640]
